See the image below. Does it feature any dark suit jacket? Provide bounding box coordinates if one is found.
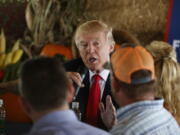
[64,58,118,130]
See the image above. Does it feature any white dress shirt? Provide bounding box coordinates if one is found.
[89,69,110,99]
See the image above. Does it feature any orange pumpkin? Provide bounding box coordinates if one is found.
[40,44,73,60]
[0,93,32,123]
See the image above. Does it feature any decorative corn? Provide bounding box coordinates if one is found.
[0,29,6,53]
[0,28,24,69]
[3,52,13,67]
[0,53,6,68]
[11,39,20,52]
[12,49,23,64]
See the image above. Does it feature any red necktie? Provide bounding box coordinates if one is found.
[85,74,101,126]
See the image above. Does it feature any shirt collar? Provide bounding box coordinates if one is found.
[89,69,110,81]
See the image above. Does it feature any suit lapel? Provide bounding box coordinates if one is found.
[75,72,90,120]
[101,74,111,104]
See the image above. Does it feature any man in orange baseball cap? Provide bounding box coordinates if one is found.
[109,44,180,134]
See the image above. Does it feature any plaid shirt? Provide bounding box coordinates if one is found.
[110,99,180,135]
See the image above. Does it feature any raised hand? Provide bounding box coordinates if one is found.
[99,95,117,129]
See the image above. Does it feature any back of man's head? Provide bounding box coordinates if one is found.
[19,57,69,112]
[111,44,156,99]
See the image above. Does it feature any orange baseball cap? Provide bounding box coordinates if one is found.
[111,44,155,84]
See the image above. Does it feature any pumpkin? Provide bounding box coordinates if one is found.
[40,44,73,60]
[0,93,32,123]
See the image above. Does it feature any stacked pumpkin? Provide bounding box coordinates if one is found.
[40,44,73,60]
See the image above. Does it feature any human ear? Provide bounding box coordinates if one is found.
[111,76,118,92]
[66,82,75,103]
[109,43,115,53]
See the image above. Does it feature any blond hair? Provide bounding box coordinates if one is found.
[146,41,180,124]
[74,20,115,46]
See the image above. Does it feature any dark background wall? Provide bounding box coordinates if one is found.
[0,1,26,42]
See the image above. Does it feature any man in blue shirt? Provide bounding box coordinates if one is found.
[18,57,110,135]
[108,44,180,134]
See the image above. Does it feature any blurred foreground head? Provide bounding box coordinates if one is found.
[19,57,71,112]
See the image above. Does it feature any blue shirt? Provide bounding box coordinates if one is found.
[26,110,110,135]
[110,99,180,135]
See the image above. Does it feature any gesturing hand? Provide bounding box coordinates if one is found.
[67,72,84,88]
[99,95,117,130]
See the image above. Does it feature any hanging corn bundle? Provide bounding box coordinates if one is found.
[25,0,89,55]
[25,0,61,47]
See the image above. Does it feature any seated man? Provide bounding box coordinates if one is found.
[109,44,180,134]
[18,57,110,135]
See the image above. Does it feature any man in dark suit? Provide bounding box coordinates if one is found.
[64,20,117,130]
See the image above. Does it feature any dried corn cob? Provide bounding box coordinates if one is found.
[0,29,6,53]
[12,49,23,64]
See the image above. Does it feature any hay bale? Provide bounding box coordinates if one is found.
[85,0,169,45]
